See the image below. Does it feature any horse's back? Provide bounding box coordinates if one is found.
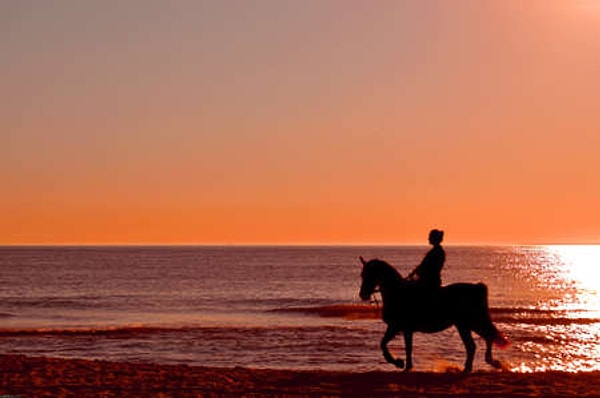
[442,282,488,303]
[394,283,489,324]
[383,281,493,331]
[439,282,492,324]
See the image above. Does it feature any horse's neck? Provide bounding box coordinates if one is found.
[378,265,404,300]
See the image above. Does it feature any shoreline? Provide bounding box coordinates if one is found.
[2,355,600,397]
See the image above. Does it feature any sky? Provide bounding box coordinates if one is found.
[2,0,600,245]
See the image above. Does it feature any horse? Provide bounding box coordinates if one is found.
[358,257,509,373]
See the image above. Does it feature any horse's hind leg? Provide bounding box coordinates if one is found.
[403,330,414,372]
[485,338,503,369]
[475,323,504,369]
[457,326,475,373]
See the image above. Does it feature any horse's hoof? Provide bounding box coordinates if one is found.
[394,359,404,368]
[489,360,502,369]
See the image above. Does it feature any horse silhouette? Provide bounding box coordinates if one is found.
[359,257,509,373]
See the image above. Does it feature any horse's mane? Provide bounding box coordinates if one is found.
[367,259,404,284]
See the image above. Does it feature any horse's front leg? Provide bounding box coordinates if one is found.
[380,325,404,368]
[403,330,413,372]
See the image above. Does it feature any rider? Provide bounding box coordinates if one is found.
[408,229,445,288]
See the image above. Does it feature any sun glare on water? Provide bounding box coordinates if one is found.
[546,245,600,372]
[511,246,600,373]
[547,245,600,307]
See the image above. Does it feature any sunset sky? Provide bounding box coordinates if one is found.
[2,1,600,245]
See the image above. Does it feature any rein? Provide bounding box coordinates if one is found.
[370,287,382,310]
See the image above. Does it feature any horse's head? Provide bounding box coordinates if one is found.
[359,257,378,301]
[359,256,403,301]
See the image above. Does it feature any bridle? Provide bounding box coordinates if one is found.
[370,286,382,310]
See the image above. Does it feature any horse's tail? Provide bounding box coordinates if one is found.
[493,329,510,349]
[476,283,510,349]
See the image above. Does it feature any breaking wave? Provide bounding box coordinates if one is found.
[272,303,381,320]
[272,304,600,326]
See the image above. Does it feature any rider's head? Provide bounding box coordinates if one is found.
[428,229,444,246]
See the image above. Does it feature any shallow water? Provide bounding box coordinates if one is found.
[1,245,599,372]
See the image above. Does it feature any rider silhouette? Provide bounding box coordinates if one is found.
[408,229,445,288]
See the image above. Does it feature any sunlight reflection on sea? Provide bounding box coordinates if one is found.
[509,246,600,372]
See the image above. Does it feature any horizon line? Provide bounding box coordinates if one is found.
[1,242,599,247]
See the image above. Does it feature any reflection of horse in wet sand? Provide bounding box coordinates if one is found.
[359,257,509,373]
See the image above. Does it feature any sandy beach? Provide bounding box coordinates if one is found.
[2,355,600,397]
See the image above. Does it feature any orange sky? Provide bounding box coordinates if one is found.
[2,1,600,245]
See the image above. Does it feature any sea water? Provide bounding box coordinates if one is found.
[1,245,599,372]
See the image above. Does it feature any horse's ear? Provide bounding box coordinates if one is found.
[359,256,366,265]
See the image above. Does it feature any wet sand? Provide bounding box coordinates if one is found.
[2,354,600,397]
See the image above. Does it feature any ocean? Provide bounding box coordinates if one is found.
[1,245,599,373]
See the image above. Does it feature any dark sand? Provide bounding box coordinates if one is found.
[2,354,600,397]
